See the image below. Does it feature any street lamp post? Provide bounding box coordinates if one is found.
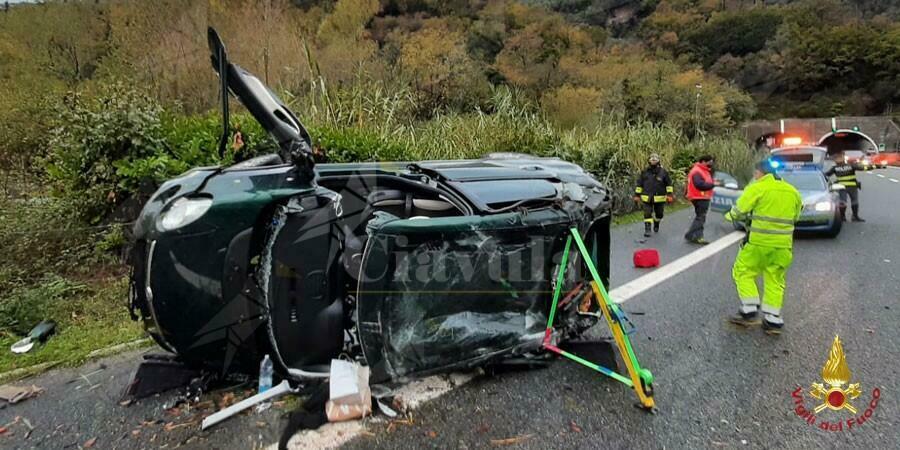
[694,83,703,138]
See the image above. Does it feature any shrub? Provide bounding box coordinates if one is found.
[44,84,166,224]
[44,83,282,224]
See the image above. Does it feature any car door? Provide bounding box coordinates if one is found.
[710,172,742,213]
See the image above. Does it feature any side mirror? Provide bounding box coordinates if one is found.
[830,183,846,192]
[724,182,739,190]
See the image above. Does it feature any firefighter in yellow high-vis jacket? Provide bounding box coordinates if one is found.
[725,160,803,335]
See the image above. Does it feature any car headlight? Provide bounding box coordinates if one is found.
[814,201,832,212]
[159,197,213,231]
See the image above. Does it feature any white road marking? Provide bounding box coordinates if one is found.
[278,230,747,448]
[890,178,899,183]
[876,174,885,178]
[609,231,745,303]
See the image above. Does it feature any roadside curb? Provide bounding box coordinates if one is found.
[0,338,151,384]
[0,361,62,385]
[86,338,152,359]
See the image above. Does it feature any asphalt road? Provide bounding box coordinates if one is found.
[2,168,898,449]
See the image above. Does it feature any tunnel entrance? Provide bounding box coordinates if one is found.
[817,130,878,157]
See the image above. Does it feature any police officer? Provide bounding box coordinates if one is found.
[825,152,865,222]
[725,159,802,335]
[634,153,674,238]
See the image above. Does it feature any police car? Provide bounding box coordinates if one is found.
[711,147,843,237]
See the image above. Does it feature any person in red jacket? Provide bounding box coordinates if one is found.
[684,155,719,245]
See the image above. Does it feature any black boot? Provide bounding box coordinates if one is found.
[762,314,784,335]
[851,205,865,222]
[653,220,660,233]
[839,206,847,222]
[728,311,761,327]
[643,222,652,237]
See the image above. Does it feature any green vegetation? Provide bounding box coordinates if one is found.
[0,196,143,374]
[638,0,900,118]
[2,0,894,372]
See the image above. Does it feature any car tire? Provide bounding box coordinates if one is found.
[824,211,842,238]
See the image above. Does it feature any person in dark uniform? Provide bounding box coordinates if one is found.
[825,152,865,222]
[634,153,674,238]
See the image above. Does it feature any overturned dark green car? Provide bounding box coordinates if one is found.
[128,30,612,383]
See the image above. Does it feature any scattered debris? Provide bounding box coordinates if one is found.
[326,360,371,423]
[1,416,36,439]
[425,430,438,438]
[490,434,533,446]
[386,418,413,433]
[9,320,56,354]
[202,380,294,430]
[569,421,582,433]
[164,421,194,432]
[375,399,398,418]
[0,384,44,404]
[122,354,205,402]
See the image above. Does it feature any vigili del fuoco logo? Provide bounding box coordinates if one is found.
[791,335,881,431]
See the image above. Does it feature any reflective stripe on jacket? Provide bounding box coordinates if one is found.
[825,163,859,187]
[686,163,714,200]
[725,174,803,249]
[634,166,674,203]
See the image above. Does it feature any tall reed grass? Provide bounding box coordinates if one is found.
[296,80,760,212]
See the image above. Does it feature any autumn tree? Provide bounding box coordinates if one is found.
[494,15,596,92]
[397,21,490,114]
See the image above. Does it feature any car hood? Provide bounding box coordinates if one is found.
[799,190,831,206]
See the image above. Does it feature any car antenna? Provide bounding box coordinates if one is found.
[208,27,229,161]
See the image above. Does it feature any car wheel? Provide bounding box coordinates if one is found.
[824,212,842,238]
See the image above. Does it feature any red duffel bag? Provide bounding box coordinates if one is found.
[633,248,660,268]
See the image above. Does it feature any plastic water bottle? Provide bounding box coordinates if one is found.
[258,354,273,393]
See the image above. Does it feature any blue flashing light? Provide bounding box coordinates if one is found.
[769,160,781,169]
